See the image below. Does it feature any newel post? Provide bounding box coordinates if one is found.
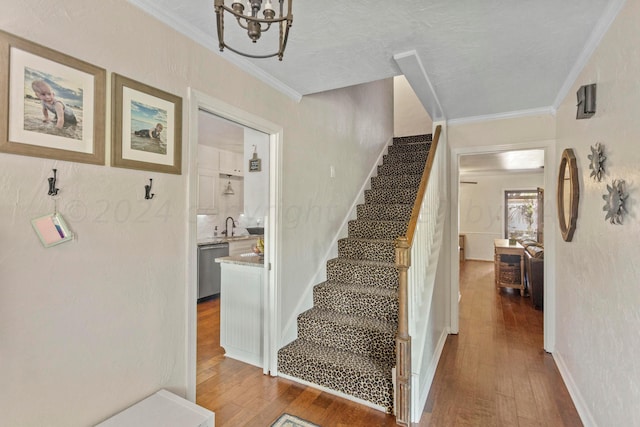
[395,236,411,426]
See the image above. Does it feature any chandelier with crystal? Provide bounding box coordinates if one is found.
[214,0,293,61]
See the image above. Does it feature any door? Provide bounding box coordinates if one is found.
[536,187,544,244]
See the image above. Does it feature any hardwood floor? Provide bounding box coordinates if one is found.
[196,261,582,426]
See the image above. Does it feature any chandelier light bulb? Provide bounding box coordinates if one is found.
[231,1,244,14]
[263,0,275,19]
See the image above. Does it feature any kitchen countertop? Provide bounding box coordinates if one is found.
[215,253,265,267]
[197,235,263,246]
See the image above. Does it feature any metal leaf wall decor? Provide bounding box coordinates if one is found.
[602,179,628,224]
[588,142,606,181]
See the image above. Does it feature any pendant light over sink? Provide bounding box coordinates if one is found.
[223,175,235,195]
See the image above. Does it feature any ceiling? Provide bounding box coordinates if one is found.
[129,0,623,122]
[198,110,244,153]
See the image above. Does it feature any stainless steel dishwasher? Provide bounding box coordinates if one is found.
[197,242,229,301]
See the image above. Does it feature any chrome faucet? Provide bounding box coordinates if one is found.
[224,216,236,237]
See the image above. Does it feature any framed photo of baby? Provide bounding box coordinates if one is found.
[111,73,182,174]
[0,30,106,165]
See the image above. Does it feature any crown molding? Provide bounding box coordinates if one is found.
[448,106,556,126]
[552,0,627,109]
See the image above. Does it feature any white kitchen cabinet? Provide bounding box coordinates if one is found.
[228,238,258,256]
[218,150,244,176]
[219,262,264,367]
[197,168,218,214]
[197,144,220,170]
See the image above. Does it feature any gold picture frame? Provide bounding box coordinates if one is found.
[0,30,106,165]
[111,73,182,174]
[557,148,579,242]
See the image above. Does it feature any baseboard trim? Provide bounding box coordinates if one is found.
[278,373,388,414]
[552,350,596,427]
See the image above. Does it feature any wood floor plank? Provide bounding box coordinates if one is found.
[195,261,582,426]
[495,393,519,427]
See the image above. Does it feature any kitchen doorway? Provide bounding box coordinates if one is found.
[186,89,282,402]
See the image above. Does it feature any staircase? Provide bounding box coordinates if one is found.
[277,133,432,412]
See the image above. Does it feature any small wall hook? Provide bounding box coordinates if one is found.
[145,179,155,200]
[48,169,59,196]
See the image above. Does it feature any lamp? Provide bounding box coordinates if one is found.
[223,175,235,195]
[214,0,293,61]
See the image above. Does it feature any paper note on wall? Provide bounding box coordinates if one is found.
[31,213,73,247]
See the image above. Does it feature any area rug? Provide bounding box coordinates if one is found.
[270,413,320,427]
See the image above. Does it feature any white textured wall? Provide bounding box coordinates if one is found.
[243,127,269,226]
[394,76,432,137]
[459,172,544,260]
[449,115,554,262]
[554,0,640,424]
[0,1,393,425]
[279,80,393,323]
[448,114,556,149]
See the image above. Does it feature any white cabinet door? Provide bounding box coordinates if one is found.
[219,150,244,176]
[233,151,244,175]
[197,145,220,170]
[197,168,218,214]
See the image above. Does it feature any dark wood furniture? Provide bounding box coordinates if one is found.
[523,244,544,310]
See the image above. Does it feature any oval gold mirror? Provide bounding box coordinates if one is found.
[557,148,579,241]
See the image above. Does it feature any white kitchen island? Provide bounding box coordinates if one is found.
[215,253,265,368]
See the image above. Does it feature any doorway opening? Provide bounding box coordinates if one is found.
[452,143,555,352]
[187,89,282,401]
[195,110,271,400]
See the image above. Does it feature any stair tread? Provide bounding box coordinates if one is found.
[366,188,418,193]
[392,133,432,143]
[372,174,423,179]
[278,339,394,411]
[349,219,408,224]
[317,280,398,298]
[339,237,396,244]
[381,160,426,166]
[371,173,422,188]
[280,338,394,372]
[358,202,414,207]
[327,257,396,268]
[300,307,397,332]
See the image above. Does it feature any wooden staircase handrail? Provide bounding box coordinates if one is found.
[405,124,441,247]
[394,124,441,426]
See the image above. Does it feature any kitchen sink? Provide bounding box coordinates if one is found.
[246,227,264,235]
